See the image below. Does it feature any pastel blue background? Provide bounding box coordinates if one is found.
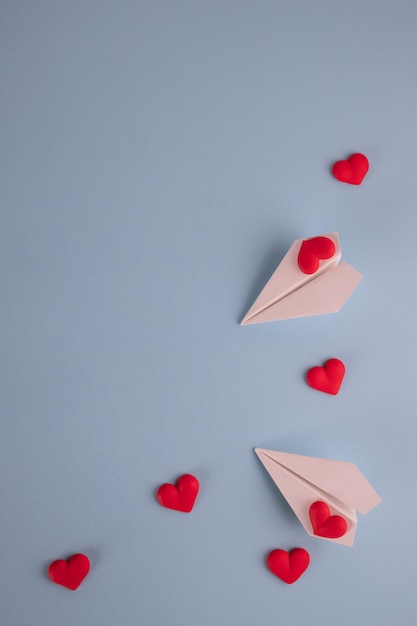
[1,1,416,624]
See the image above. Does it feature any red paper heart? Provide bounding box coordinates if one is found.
[297,236,336,274]
[309,501,347,538]
[306,358,345,395]
[157,474,199,512]
[332,153,369,185]
[48,554,90,590]
[266,548,310,584]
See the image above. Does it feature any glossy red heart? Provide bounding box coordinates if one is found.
[306,358,345,395]
[157,474,199,512]
[297,236,336,274]
[266,548,310,584]
[332,153,369,185]
[48,553,90,590]
[309,501,347,538]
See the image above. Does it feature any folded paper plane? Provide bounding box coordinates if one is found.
[241,232,362,324]
[255,448,381,547]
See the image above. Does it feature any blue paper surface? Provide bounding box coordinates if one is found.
[1,2,416,624]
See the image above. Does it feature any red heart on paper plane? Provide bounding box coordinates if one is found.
[266,548,310,584]
[306,358,345,395]
[157,474,199,513]
[297,236,336,274]
[48,554,90,590]
[332,153,369,185]
[309,501,348,538]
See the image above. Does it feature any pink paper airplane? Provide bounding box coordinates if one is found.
[241,232,362,324]
[255,448,381,547]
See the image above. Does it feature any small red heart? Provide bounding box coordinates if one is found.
[332,153,369,185]
[306,358,345,395]
[297,236,336,274]
[48,554,90,590]
[157,474,199,513]
[309,501,347,539]
[266,548,310,584]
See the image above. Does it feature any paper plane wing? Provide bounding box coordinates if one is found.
[241,232,362,324]
[255,448,381,547]
[243,262,362,324]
